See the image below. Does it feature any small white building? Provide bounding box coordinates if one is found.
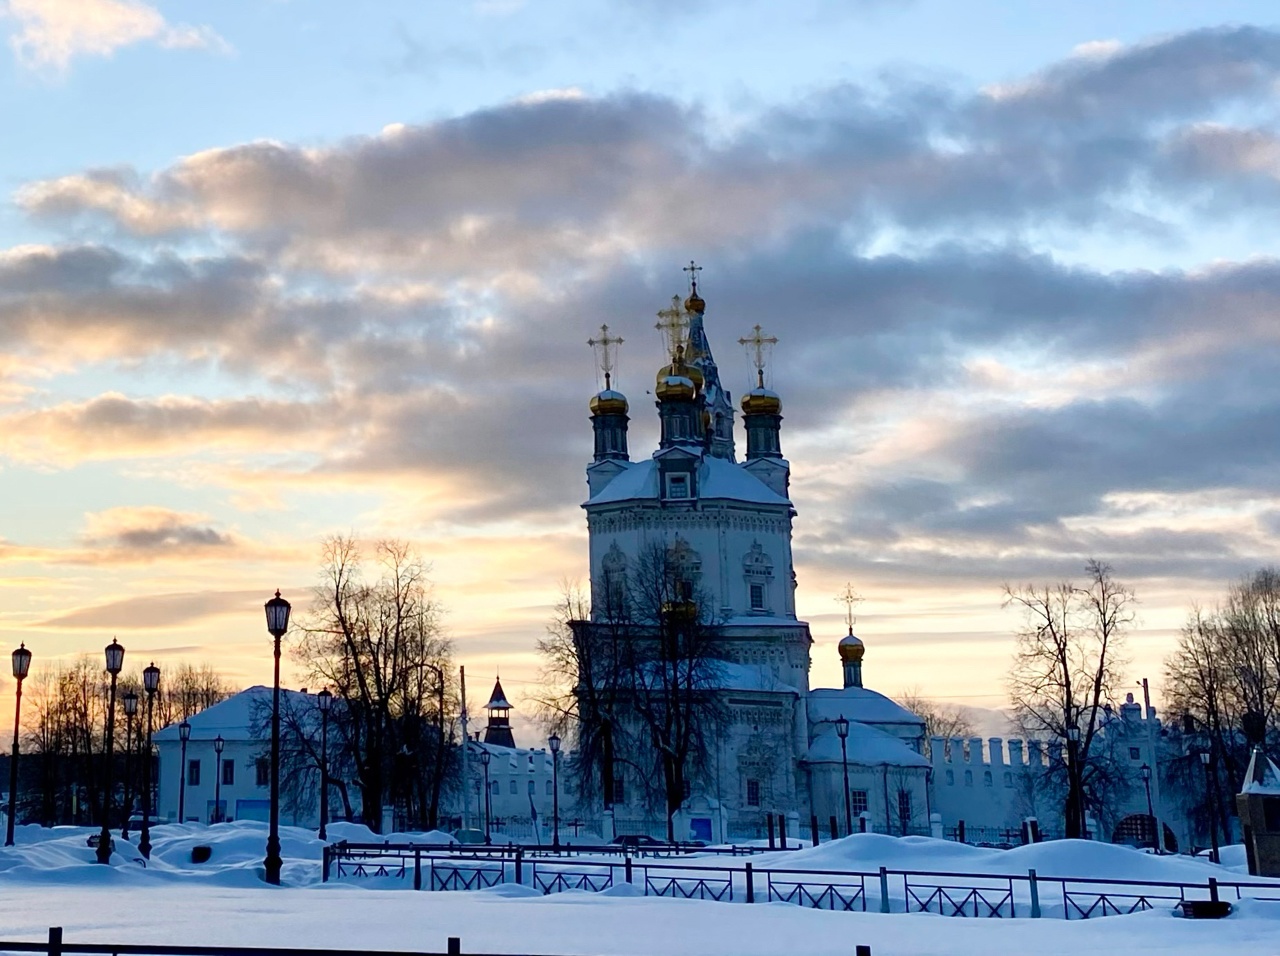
[154,686,316,826]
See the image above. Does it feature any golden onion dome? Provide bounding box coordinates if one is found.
[589,389,629,415]
[655,369,698,401]
[838,632,865,663]
[741,386,782,416]
[684,290,705,314]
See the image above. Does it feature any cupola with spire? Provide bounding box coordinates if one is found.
[588,325,630,463]
[654,296,706,449]
[836,584,865,688]
[483,676,516,748]
[738,324,783,459]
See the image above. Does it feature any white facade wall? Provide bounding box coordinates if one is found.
[155,737,289,825]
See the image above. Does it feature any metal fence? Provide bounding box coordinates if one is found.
[324,842,1280,920]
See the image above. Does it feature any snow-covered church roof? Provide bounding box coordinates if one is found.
[585,456,791,507]
[1241,746,1280,795]
[807,686,925,730]
[804,721,930,768]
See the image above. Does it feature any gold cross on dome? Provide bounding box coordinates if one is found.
[836,582,863,634]
[656,294,688,361]
[738,324,778,386]
[588,324,624,388]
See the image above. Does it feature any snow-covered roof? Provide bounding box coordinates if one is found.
[805,722,930,768]
[708,661,799,694]
[1241,746,1280,795]
[153,686,320,743]
[486,678,512,710]
[808,686,925,729]
[585,456,791,507]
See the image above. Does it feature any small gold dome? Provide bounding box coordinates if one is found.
[655,370,697,401]
[590,389,629,415]
[741,387,781,416]
[838,633,865,663]
[684,290,705,314]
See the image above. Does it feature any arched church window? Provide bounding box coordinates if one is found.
[945,770,954,785]
[667,536,702,598]
[964,770,973,787]
[983,770,993,787]
[742,540,774,614]
[602,542,628,617]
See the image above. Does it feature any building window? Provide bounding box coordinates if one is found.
[749,583,765,611]
[897,790,912,830]
[613,775,625,804]
[983,770,993,787]
[1130,747,1141,760]
[491,780,500,796]
[665,474,690,499]
[510,780,517,795]
[850,790,868,816]
[963,770,972,787]
[1003,772,1013,788]
[187,760,201,787]
[255,758,269,787]
[746,779,761,807]
[545,780,553,796]
[528,780,536,796]
[222,759,234,786]
[945,770,954,786]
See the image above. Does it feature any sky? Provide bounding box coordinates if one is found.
[3,0,1280,732]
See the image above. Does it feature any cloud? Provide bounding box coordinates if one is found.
[79,506,237,559]
[3,0,228,73]
[37,588,265,629]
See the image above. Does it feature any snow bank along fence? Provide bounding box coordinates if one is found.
[324,845,1280,919]
[0,928,874,956]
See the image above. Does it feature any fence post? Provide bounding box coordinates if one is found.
[829,815,838,841]
[810,815,819,846]
[321,844,330,883]
[47,927,62,956]
[878,866,890,913]
[766,814,775,849]
[515,847,523,885]
[855,947,871,956]
[625,853,633,884]
[957,820,965,844]
[414,848,422,891]
[447,938,460,956]
[744,861,754,903]
[778,814,788,850]
[1209,877,1219,903]
[1028,869,1040,918]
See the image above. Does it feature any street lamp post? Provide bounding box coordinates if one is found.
[139,662,159,860]
[120,691,138,839]
[177,719,191,823]
[835,715,852,837]
[478,747,492,845]
[317,688,331,841]
[548,733,561,850]
[6,643,31,847]
[1199,750,1220,864]
[96,638,125,865]
[1139,763,1155,850]
[1065,725,1082,839]
[263,589,291,885]
[213,735,225,823]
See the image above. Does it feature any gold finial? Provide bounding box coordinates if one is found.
[738,324,779,388]
[656,294,689,360]
[588,324,624,389]
[836,582,862,635]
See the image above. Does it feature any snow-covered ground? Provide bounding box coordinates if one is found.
[0,822,1273,956]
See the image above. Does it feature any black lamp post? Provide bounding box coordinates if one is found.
[1139,763,1155,849]
[317,688,331,841]
[213,735,224,823]
[1065,725,1082,838]
[96,638,125,865]
[121,691,138,839]
[177,719,191,823]
[139,662,159,859]
[478,747,492,845]
[263,589,291,885]
[1199,750,1219,864]
[548,733,561,849]
[835,714,852,837]
[6,642,31,847]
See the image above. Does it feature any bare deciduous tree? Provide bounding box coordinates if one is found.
[895,687,977,757]
[1005,559,1134,838]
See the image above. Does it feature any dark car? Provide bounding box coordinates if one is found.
[610,834,662,847]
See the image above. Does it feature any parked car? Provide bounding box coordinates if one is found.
[610,834,662,847]
[452,828,487,845]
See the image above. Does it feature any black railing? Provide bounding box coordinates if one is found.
[324,844,1280,920]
